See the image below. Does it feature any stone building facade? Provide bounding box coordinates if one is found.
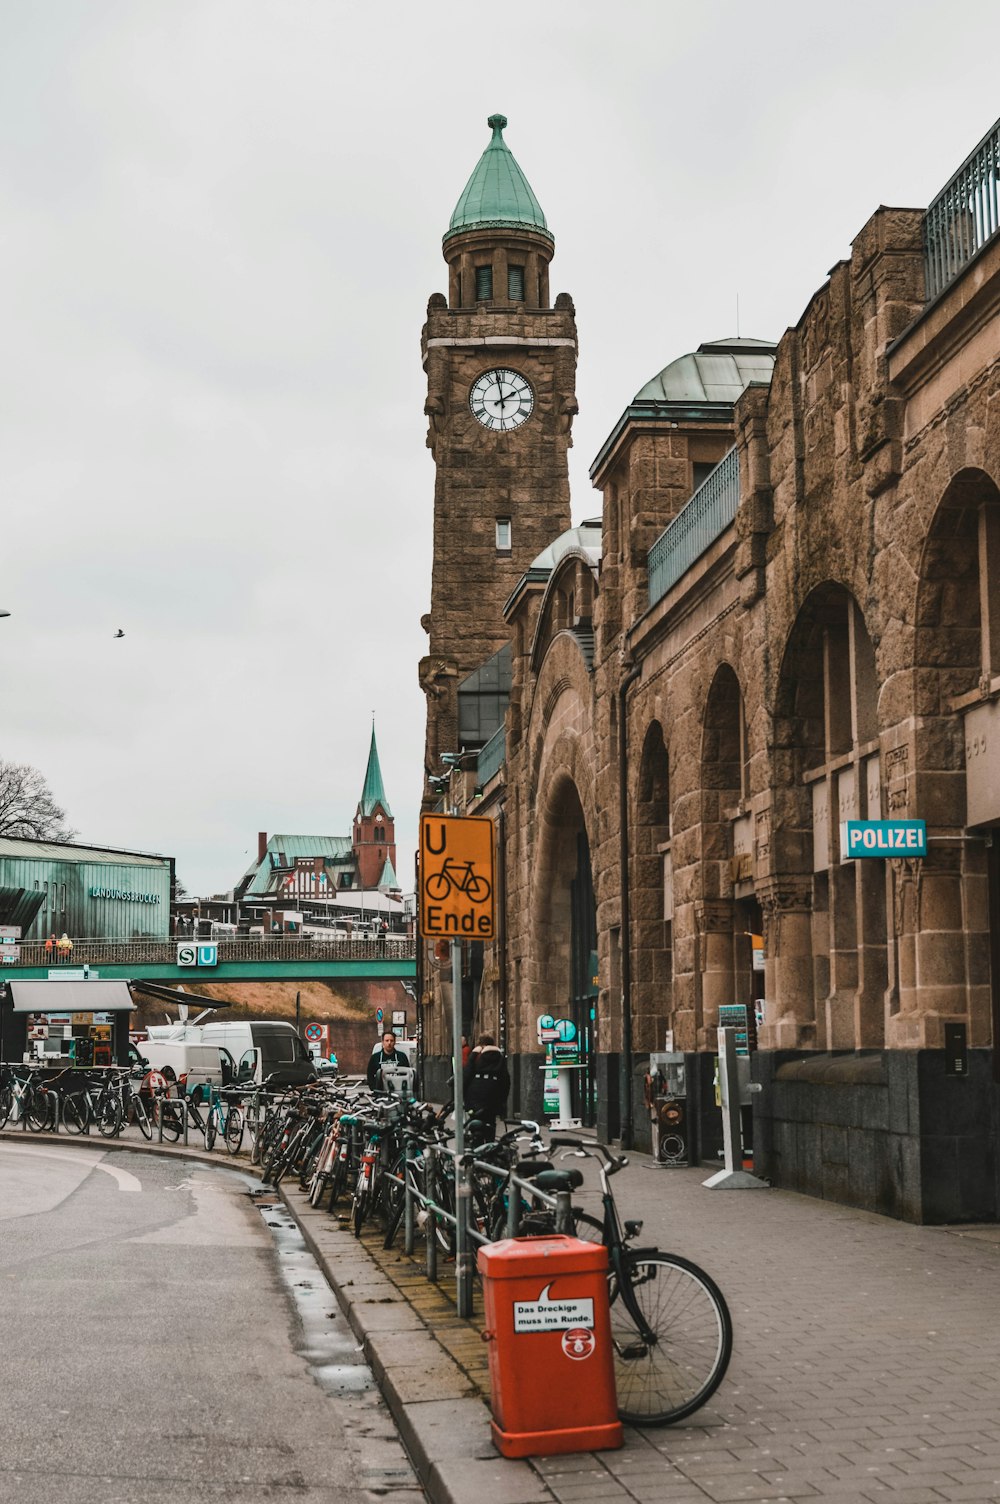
[420,114,1000,1222]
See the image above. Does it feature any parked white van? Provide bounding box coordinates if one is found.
[134,1036,234,1094]
[200,1020,316,1088]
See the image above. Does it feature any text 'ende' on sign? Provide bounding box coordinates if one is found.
[419,813,495,940]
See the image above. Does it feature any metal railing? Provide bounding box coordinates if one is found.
[476,726,506,787]
[386,1130,573,1317]
[13,935,416,967]
[647,446,740,607]
[924,117,1000,300]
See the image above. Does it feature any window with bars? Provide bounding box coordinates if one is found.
[475,265,493,300]
[508,265,524,300]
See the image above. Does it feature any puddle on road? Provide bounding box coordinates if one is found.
[251,1189,378,1399]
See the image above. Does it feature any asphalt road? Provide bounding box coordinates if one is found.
[0,1142,423,1504]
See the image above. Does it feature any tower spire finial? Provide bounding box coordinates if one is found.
[487,113,508,137]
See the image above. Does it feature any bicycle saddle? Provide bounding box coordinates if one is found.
[530,1167,584,1193]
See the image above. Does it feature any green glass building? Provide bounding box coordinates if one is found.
[0,836,173,941]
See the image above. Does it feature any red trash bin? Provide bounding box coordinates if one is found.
[478,1234,623,1458]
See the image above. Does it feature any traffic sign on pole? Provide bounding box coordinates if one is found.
[419,814,495,940]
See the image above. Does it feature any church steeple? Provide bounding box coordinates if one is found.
[354,726,396,889]
[358,725,391,818]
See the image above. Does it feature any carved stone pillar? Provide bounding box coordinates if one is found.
[886,844,980,1048]
[695,898,736,1050]
[757,877,816,1049]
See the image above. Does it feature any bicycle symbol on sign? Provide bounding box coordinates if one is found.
[424,858,492,905]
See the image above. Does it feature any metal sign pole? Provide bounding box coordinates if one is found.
[452,936,473,1316]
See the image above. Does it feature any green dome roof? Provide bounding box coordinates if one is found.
[445,114,552,245]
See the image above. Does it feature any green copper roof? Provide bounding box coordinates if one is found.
[359,726,392,818]
[377,856,399,891]
[446,114,552,245]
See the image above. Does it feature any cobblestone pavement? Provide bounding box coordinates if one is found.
[339,1151,1000,1504]
[9,1121,1000,1501]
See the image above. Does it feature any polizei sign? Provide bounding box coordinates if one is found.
[840,820,927,859]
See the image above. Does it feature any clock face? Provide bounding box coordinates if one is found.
[469,368,534,432]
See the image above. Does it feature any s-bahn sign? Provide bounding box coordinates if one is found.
[420,814,495,940]
[840,820,927,859]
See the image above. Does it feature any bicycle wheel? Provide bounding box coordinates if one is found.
[224,1106,244,1156]
[97,1094,122,1138]
[26,1089,53,1132]
[466,873,491,902]
[205,1107,218,1152]
[381,1150,409,1247]
[610,1253,732,1426]
[159,1100,183,1143]
[424,871,451,901]
[352,1180,371,1239]
[133,1098,153,1141]
[0,1084,13,1130]
[327,1148,350,1210]
[62,1095,88,1134]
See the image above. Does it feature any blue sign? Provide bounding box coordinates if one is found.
[841,820,927,859]
[554,1017,577,1043]
[375,1007,384,1023]
[197,943,218,967]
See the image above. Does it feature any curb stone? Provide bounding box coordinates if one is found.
[280,1184,559,1504]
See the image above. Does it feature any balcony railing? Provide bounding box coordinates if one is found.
[647,446,740,608]
[924,117,1000,300]
[476,726,506,787]
[11,935,416,968]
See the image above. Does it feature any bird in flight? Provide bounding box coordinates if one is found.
[113,628,125,639]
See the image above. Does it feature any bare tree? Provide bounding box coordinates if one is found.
[0,760,76,841]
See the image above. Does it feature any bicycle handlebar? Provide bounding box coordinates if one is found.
[549,1137,629,1174]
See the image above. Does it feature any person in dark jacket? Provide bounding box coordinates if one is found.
[462,1034,510,1141]
[367,1030,410,1091]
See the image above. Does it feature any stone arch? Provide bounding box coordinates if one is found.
[913,466,1000,803]
[768,582,886,1051]
[529,749,599,1126]
[632,719,671,1052]
[681,664,758,1048]
[901,466,1000,1051]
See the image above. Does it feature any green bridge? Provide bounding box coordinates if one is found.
[2,936,417,985]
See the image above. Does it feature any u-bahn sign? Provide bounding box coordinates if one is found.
[840,820,927,859]
[420,814,495,940]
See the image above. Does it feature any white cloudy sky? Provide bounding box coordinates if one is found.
[1,0,996,895]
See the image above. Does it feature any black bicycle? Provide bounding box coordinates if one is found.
[548,1138,732,1427]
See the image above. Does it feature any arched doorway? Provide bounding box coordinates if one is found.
[771,583,886,1050]
[633,721,672,1050]
[914,467,1000,1058]
[532,776,598,1126]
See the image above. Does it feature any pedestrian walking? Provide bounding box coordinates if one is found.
[366,1030,410,1091]
[56,933,73,962]
[462,1033,510,1142]
[44,934,55,961]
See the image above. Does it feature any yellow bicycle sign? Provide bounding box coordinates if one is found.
[420,814,495,940]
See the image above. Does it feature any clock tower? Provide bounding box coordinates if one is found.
[420,114,577,794]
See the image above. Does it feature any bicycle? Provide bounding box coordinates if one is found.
[61,1072,114,1136]
[203,1086,246,1155]
[548,1138,732,1426]
[0,1065,52,1130]
[424,858,491,904]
